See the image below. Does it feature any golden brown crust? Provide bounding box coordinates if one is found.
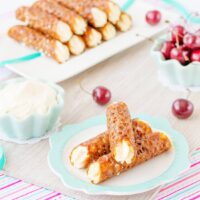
[16,6,71,42]
[55,0,107,27]
[8,25,66,63]
[106,102,136,163]
[71,119,151,168]
[88,131,171,183]
[32,0,87,35]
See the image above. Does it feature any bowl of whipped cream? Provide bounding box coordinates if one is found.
[0,78,64,140]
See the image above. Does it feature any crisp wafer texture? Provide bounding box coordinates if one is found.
[87,131,171,184]
[83,27,102,47]
[107,102,136,164]
[70,119,152,169]
[33,0,87,35]
[8,25,70,63]
[116,12,132,32]
[98,22,116,41]
[90,0,121,24]
[16,6,72,42]
[55,0,108,28]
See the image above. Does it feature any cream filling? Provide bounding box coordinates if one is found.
[114,140,134,164]
[91,8,107,27]
[73,17,87,35]
[70,146,88,169]
[0,80,57,120]
[101,23,116,40]
[108,2,121,24]
[87,28,102,47]
[87,162,101,184]
[117,13,132,32]
[68,35,85,55]
[55,41,70,63]
[56,21,72,42]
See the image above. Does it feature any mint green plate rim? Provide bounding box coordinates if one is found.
[0,145,5,170]
[48,114,189,195]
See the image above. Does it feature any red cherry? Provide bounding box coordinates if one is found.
[193,36,200,49]
[171,25,185,44]
[92,86,111,105]
[172,99,194,119]
[170,46,190,65]
[160,41,175,59]
[183,33,196,48]
[145,10,161,25]
[190,49,200,62]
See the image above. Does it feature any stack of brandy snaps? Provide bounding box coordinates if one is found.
[8,0,132,63]
[70,102,172,184]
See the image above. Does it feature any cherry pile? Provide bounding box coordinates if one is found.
[160,25,200,65]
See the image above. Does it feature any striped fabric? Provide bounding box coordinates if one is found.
[154,148,200,200]
[0,173,77,200]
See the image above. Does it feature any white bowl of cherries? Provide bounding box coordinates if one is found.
[152,25,200,87]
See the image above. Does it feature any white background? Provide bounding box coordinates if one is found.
[0,0,200,15]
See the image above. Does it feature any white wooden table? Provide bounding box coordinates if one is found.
[1,39,200,200]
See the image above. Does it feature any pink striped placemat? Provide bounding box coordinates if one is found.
[153,148,200,200]
[0,173,78,200]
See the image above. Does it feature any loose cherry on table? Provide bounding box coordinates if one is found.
[172,98,194,119]
[92,86,111,105]
[145,10,161,25]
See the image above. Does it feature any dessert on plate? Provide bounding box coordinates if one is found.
[8,0,132,63]
[70,101,171,184]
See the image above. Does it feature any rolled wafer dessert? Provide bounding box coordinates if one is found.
[90,0,121,25]
[8,25,70,63]
[16,6,72,43]
[70,119,152,169]
[116,12,132,32]
[107,102,136,165]
[32,0,87,35]
[98,23,116,41]
[87,131,171,184]
[67,35,86,55]
[55,0,107,28]
[83,27,102,48]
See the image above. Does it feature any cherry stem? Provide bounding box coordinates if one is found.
[135,33,154,42]
[79,78,92,95]
[186,88,191,99]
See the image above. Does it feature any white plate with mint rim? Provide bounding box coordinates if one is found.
[0,0,178,83]
[48,114,189,195]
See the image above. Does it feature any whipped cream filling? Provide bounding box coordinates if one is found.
[56,21,72,42]
[108,2,121,24]
[55,41,70,63]
[68,35,85,55]
[91,8,107,27]
[117,13,132,32]
[70,146,89,168]
[0,80,58,120]
[87,162,100,184]
[73,17,87,35]
[101,23,116,40]
[114,140,134,164]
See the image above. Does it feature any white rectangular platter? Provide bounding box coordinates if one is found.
[0,0,178,83]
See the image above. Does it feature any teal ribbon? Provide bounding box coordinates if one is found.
[163,0,200,24]
[0,52,41,68]
[121,0,135,11]
[0,145,5,170]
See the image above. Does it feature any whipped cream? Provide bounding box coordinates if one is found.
[0,80,58,120]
